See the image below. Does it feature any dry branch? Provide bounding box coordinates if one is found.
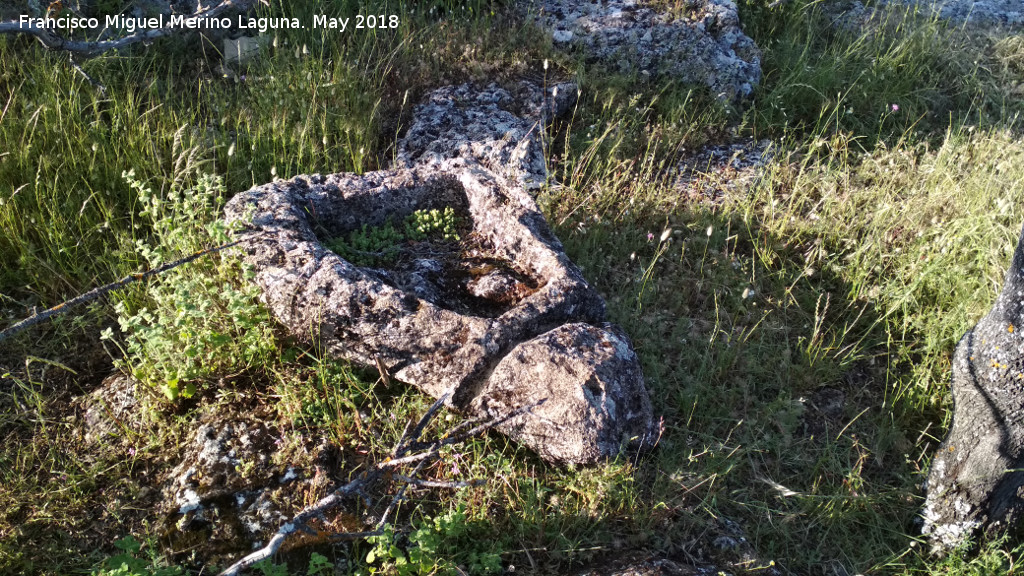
[217,394,544,576]
[0,236,250,344]
[0,0,255,56]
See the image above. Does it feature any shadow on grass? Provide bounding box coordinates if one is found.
[555,207,928,574]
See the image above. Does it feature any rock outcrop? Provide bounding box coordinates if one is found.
[886,0,1022,28]
[923,222,1024,550]
[225,82,657,465]
[526,0,762,99]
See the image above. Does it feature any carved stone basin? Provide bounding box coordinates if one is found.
[224,83,657,463]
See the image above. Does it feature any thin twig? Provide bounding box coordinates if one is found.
[0,237,248,344]
[394,475,484,489]
[396,391,452,457]
[67,53,106,94]
[217,398,544,576]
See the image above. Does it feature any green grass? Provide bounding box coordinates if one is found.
[4,0,1024,574]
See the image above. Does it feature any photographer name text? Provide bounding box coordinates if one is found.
[18,13,400,34]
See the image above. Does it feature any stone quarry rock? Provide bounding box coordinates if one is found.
[525,0,762,99]
[225,82,657,464]
[672,138,774,203]
[472,323,653,463]
[827,0,1022,31]
[923,222,1024,550]
[78,373,145,448]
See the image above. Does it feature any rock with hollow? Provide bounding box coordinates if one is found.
[225,82,657,464]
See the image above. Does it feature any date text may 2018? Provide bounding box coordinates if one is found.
[312,14,399,32]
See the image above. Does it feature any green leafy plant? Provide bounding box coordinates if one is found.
[306,553,335,576]
[405,207,461,242]
[252,559,289,576]
[101,172,277,401]
[90,536,184,576]
[361,504,501,575]
[325,207,462,267]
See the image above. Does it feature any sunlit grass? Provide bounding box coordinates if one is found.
[3,0,1024,574]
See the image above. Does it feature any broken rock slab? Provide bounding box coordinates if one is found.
[472,322,654,463]
[226,82,656,464]
[923,222,1024,551]
[526,0,762,99]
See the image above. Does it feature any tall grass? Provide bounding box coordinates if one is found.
[4,0,1024,574]
[741,0,1023,144]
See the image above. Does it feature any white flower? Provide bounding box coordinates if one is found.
[660,228,672,242]
[706,225,713,237]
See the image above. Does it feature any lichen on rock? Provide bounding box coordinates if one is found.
[525,0,762,99]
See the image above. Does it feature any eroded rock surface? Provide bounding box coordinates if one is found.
[923,223,1024,550]
[672,138,774,202]
[828,0,1022,31]
[159,409,335,555]
[79,373,145,448]
[526,0,761,99]
[397,81,577,189]
[472,323,653,463]
[225,82,657,464]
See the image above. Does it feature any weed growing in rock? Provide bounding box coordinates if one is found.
[326,207,462,267]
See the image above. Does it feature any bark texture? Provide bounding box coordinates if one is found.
[923,222,1024,550]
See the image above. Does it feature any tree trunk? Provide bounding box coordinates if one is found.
[923,222,1024,551]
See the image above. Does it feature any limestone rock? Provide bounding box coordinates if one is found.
[396,82,577,190]
[223,36,264,66]
[472,323,654,463]
[160,412,311,549]
[225,82,657,464]
[79,373,144,447]
[526,0,762,99]
[827,0,1022,32]
[673,138,774,202]
[884,0,1022,29]
[923,222,1024,550]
